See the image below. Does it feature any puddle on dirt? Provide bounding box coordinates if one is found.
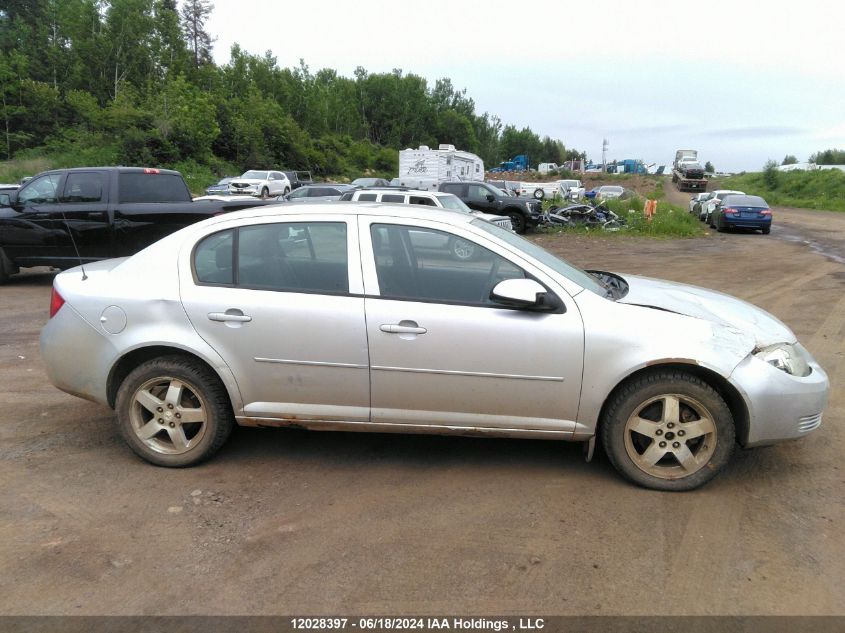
[772,225,845,265]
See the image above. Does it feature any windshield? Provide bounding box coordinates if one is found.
[472,219,609,297]
[241,171,268,180]
[436,194,473,213]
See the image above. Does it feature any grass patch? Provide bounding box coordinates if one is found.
[541,195,704,238]
[718,169,845,211]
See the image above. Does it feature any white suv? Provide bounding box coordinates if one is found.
[342,187,513,260]
[229,170,291,198]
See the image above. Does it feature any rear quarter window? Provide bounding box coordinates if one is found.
[118,173,191,203]
[194,229,234,285]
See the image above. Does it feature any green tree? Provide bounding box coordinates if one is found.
[436,109,478,153]
[155,74,219,159]
[181,0,214,69]
[500,125,543,166]
[103,0,156,100]
[781,155,798,165]
[763,159,779,188]
[809,149,845,165]
[704,160,715,173]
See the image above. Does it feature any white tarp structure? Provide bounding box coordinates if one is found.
[778,162,845,173]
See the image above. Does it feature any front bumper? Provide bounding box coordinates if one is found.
[730,344,829,447]
[229,186,260,196]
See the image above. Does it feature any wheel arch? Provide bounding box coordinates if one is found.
[503,204,528,216]
[107,345,240,412]
[595,363,750,446]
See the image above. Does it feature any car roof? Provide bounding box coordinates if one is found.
[206,201,476,227]
[39,167,183,176]
[354,186,443,195]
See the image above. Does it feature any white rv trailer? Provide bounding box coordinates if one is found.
[395,144,485,190]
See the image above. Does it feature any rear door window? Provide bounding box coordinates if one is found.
[237,222,348,293]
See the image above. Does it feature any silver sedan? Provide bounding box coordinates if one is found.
[40,204,829,490]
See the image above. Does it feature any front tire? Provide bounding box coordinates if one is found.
[115,356,234,467]
[508,212,527,234]
[600,370,735,491]
[260,187,269,199]
[0,248,10,284]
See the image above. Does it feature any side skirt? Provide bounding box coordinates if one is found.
[237,416,589,441]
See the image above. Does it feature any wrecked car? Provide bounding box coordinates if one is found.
[40,204,828,491]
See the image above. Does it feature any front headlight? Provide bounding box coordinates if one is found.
[755,343,811,377]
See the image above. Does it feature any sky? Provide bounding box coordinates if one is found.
[207,0,845,173]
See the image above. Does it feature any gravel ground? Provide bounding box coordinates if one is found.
[0,192,843,615]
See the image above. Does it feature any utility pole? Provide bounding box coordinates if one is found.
[602,138,608,173]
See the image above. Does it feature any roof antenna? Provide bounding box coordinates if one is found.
[59,208,88,280]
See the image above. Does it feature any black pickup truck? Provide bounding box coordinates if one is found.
[0,167,269,283]
[438,180,542,234]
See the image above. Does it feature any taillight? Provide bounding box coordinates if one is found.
[761,209,772,216]
[49,287,65,318]
[723,207,738,215]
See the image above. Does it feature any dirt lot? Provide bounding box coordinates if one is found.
[1,193,843,616]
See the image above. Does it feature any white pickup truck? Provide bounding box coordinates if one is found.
[558,179,585,200]
[518,179,585,200]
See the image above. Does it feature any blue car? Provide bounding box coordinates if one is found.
[712,194,772,234]
[204,177,236,196]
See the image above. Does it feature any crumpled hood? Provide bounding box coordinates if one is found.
[618,274,795,347]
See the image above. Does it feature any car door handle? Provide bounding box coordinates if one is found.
[208,311,252,323]
[380,323,427,335]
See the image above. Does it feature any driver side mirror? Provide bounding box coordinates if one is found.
[490,278,559,311]
[486,194,495,202]
[0,190,17,207]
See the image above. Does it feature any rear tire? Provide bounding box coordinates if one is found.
[600,370,735,491]
[116,355,234,467]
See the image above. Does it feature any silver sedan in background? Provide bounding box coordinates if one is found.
[40,204,828,490]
